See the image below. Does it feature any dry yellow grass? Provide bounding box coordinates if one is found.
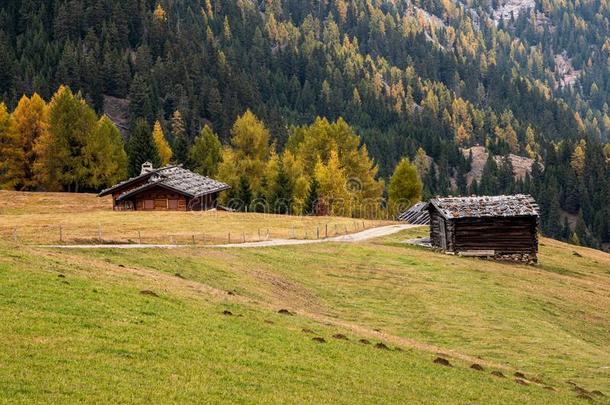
[0,191,393,244]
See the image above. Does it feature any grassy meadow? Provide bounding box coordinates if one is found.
[0,191,391,245]
[1,192,609,403]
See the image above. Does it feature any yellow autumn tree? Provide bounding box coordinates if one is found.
[84,116,128,188]
[152,121,173,165]
[494,124,518,153]
[34,86,97,191]
[314,148,349,216]
[153,4,167,22]
[414,147,429,177]
[0,103,25,189]
[388,158,422,215]
[570,140,586,176]
[280,150,309,214]
[217,110,271,196]
[11,93,48,189]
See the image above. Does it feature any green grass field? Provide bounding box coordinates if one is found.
[1,194,609,403]
[0,191,390,245]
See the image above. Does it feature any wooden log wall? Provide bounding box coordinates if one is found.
[453,217,537,254]
[133,187,188,211]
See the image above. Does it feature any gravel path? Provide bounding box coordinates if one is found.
[41,224,418,249]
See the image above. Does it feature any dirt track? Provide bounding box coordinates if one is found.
[42,224,419,249]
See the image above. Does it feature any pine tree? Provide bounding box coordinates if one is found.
[152,121,172,166]
[304,177,320,215]
[575,210,589,247]
[188,125,222,176]
[127,118,160,177]
[128,74,153,124]
[171,111,189,164]
[270,161,293,215]
[237,175,252,211]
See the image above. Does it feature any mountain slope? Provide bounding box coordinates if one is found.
[0,0,608,247]
[1,194,609,402]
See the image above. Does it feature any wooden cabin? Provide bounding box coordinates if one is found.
[98,162,230,211]
[427,195,539,263]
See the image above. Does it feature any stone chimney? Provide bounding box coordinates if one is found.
[141,161,154,175]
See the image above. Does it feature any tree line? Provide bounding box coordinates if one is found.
[0,0,608,248]
[0,85,422,218]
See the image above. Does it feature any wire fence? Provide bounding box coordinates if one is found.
[0,219,384,246]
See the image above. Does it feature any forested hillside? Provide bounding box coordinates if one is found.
[0,0,608,248]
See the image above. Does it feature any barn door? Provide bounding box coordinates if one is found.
[439,218,448,250]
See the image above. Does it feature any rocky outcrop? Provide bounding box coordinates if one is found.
[461,146,541,186]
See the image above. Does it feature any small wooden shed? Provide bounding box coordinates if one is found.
[427,195,539,263]
[98,163,230,211]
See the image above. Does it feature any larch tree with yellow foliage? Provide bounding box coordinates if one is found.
[218,110,271,197]
[84,116,128,189]
[313,149,350,217]
[152,121,173,166]
[286,117,383,216]
[0,103,25,189]
[10,93,48,189]
[34,86,97,192]
[388,158,422,215]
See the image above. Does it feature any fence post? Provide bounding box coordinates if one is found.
[266,229,270,240]
[97,224,102,241]
[228,232,231,244]
[325,224,328,238]
[138,231,142,244]
[59,225,63,243]
[316,226,319,239]
[12,227,17,243]
[192,234,196,245]
[242,232,245,243]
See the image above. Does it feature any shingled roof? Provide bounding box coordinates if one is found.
[429,195,539,219]
[397,202,431,225]
[98,165,230,200]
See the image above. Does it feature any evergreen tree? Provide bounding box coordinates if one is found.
[575,210,590,247]
[304,177,320,215]
[127,118,160,177]
[171,111,188,164]
[128,74,153,124]
[237,175,252,211]
[270,161,293,215]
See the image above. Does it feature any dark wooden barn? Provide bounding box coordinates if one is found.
[98,162,230,211]
[427,195,539,263]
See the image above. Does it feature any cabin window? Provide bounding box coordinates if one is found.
[168,199,178,209]
[144,199,154,210]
